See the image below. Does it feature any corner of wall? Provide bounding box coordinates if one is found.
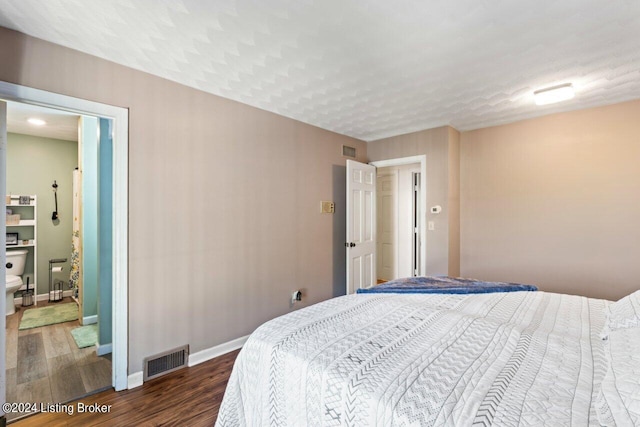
[447,127,461,276]
[365,126,459,276]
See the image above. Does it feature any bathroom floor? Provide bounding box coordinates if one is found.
[4,297,112,422]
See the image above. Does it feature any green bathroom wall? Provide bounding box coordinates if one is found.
[81,116,99,321]
[6,132,78,297]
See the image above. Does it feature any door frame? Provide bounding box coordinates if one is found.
[0,81,129,391]
[1,100,7,418]
[370,155,427,276]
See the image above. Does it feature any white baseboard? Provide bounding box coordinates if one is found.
[83,315,98,325]
[188,335,249,367]
[13,289,73,304]
[127,335,249,390]
[127,371,144,390]
[96,342,112,356]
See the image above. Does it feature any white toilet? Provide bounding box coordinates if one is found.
[6,249,28,316]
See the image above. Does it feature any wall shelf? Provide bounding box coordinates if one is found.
[6,240,36,248]
[6,195,37,306]
[6,220,36,226]
[6,201,36,207]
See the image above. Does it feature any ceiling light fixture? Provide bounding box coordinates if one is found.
[534,83,575,106]
[27,118,47,126]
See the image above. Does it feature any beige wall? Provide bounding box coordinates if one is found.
[367,126,460,275]
[0,27,367,373]
[460,100,640,300]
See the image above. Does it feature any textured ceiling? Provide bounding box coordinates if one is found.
[1,0,639,141]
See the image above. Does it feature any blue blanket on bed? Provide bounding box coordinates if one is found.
[356,276,537,294]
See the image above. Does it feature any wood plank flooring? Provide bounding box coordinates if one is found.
[11,349,240,426]
[5,298,112,422]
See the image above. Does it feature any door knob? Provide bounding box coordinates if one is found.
[350,242,356,247]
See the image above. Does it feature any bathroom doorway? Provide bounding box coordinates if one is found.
[0,81,129,421]
[2,102,111,422]
[376,163,422,282]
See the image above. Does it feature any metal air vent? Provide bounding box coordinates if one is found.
[342,145,357,158]
[143,345,189,381]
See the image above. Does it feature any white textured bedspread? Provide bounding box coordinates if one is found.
[216,292,610,426]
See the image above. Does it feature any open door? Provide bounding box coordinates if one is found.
[346,160,376,294]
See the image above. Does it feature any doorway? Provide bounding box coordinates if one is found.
[2,101,113,421]
[345,155,427,294]
[0,81,129,417]
[376,163,421,282]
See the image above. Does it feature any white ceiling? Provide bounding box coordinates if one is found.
[6,101,79,142]
[1,0,639,141]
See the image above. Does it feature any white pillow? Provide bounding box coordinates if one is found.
[596,326,640,426]
[608,290,640,330]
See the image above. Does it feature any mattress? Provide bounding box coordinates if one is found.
[216,292,610,426]
[356,276,537,294]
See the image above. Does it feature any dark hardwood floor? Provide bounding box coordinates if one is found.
[10,349,240,426]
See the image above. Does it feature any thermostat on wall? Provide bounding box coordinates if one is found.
[430,205,442,214]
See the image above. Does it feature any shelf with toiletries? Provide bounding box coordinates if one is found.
[6,196,36,225]
[6,195,36,242]
[6,220,36,227]
[6,240,36,248]
[5,195,38,306]
[6,195,36,206]
[6,200,36,207]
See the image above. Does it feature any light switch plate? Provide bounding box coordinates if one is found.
[321,201,335,213]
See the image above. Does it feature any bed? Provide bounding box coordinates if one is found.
[216,290,640,426]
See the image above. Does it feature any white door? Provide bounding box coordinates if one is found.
[346,160,376,294]
[376,172,397,282]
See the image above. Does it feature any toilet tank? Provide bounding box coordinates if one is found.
[6,249,29,276]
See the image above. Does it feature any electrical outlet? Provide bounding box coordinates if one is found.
[291,290,302,305]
